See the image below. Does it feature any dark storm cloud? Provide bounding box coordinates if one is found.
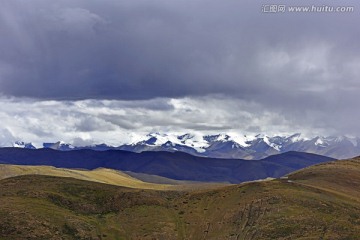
[0,0,359,136]
[1,0,358,100]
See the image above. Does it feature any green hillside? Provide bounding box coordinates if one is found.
[1,158,360,239]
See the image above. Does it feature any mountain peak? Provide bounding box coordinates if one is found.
[287,133,303,142]
[7,133,360,160]
[13,141,36,149]
[43,141,74,151]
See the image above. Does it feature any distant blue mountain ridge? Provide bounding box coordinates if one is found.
[0,148,334,183]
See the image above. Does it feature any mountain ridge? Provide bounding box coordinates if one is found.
[0,148,334,183]
[9,133,360,159]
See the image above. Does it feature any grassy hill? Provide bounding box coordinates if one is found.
[1,158,360,239]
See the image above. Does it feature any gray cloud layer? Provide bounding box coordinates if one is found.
[0,0,359,137]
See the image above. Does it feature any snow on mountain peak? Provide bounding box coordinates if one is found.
[255,133,266,138]
[314,137,327,147]
[203,134,230,143]
[227,134,255,147]
[313,136,358,147]
[179,133,209,149]
[133,132,209,153]
[178,133,195,141]
[43,141,75,150]
[334,136,345,142]
[13,141,25,148]
[7,133,360,160]
[287,133,303,143]
[13,141,36,149]
[263,136,281,151]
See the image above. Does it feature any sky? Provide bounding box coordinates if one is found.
[0,0,359,146]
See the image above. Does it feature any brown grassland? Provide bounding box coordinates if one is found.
[0,157,360,239]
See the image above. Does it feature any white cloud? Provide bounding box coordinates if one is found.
[0,95,341,147]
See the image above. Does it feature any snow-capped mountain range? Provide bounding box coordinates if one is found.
[10,133,360,160]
